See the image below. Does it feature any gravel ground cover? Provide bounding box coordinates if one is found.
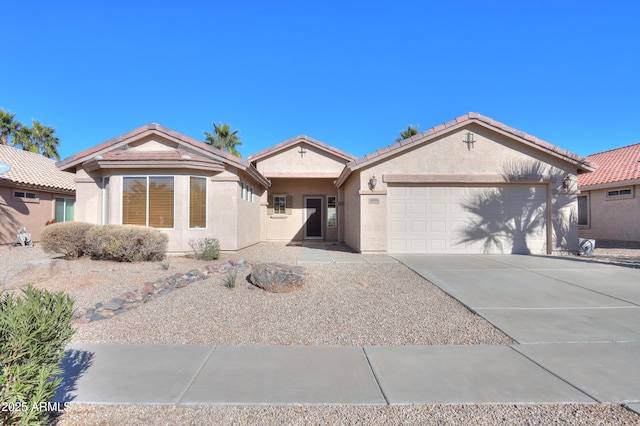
[2,241,639,425]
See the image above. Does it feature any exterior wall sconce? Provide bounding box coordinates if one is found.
[562,175,575,191]
[368,175,377,190]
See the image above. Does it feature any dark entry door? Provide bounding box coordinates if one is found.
[305,197,322,238]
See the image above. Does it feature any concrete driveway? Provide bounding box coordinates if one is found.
[394,254,640,405]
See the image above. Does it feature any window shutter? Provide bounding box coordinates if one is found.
[286,195,293,215]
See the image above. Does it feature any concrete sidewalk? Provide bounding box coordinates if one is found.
[55,254,640,413]
[58,343,617,406]
[297,243,397,264]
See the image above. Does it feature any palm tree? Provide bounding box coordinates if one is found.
[396,124,420,142]
[0,109,22,145]
[28,120,61,160]
[204,122,243,158]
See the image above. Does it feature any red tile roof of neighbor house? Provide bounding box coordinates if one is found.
[0,144,75,192]
[346,112,597,173]
[578,142,640,187]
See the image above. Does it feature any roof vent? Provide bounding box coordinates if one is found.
[181,154,192,160]
[95,155,103,160]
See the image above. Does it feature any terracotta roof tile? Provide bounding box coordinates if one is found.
[578,143,640,187]
[97,148,221,165]
[0,145,75,191]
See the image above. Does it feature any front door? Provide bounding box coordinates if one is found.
[304,197,323,239]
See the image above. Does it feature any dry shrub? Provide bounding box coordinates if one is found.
[39,222,94,259]
[85,225,168,262]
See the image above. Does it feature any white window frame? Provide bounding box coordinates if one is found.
[577,193,589,227]
[14,190,37,200]
[273,194,287,215]
[606,187,633,200]
[55,197,75,222]
[327,195,337,228]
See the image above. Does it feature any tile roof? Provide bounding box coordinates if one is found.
[578,142,640,187]
[57,123,248,171]
[56,123,270,188]
[95,148,222,166]
[0,144,75,192]
[346,112,596,173]
[247,135,355,163]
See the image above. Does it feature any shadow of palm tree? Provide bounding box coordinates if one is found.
[53,349,94,402]
[458,160,575,254]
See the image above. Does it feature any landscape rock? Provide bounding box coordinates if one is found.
[250,262,306,293]
[2,258,71,290]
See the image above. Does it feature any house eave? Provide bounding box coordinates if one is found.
[82,160,226,173]
[579,178,640,191]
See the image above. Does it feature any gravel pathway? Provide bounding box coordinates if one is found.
[2,241,640,425]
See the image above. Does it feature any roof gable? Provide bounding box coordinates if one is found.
[0,145,75,192]
[57,123,270,187]
[578,142,640,188]
[337,112,596,187]
[247,135,355,164]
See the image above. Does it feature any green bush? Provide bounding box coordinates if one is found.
[189,237,220,261]
[39,222,94,259]
[85,225,168,262]
[0,286,75,425]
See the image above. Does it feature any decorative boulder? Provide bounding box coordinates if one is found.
[2,258,70,290]
[250,262,306,293]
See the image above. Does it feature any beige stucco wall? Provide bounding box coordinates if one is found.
[263,178,339,241]
[346,124,581,253]
[253,142,349,243]
[579,185,640,242]
[342,172,361,251]
[73,165,264,253]
[74,168,103,224]
[0,185,74,245]
[255,144,347,177]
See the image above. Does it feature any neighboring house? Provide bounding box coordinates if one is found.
[577,143,640,242]
[57,113,595,255]
[0,144,76,245]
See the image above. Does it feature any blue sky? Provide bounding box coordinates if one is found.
[2,1,639,161]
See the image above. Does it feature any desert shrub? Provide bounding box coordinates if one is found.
[189,237,220,261]
[40,221,94,259]
[85,225,168,262]
[224,270,237,288]
[0,286,75,425]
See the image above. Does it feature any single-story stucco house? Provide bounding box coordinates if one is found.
[578,142,640,242]
[56,113,595,255]
[0,144,76,245]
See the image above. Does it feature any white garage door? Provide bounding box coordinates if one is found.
[388,185,548,254]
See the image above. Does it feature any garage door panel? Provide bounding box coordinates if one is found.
[389,185,547,254]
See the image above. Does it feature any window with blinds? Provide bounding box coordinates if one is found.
[123,176,174,228]
[190,176,206,228]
